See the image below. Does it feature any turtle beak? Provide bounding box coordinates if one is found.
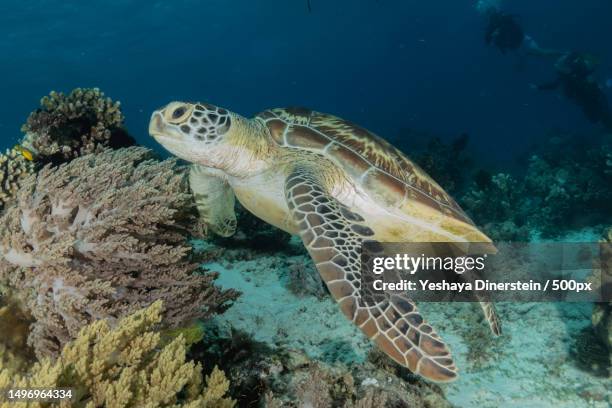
[148,109,192,161]
[148,110,184,141]
[148,111,166,139]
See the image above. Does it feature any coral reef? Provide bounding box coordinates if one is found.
[590,228,612,376]
[0,299,33,374]
[571,327,610,378]
[192,327,451,407]
[523,152,611,235]
[0,147,35,212]
[405,129,612,239]
[460,141,612,239]
[0,147,238,358]
[21,88,135,165]
[461,172,531,241]
[412,132,472,196]
[0,301,235,408]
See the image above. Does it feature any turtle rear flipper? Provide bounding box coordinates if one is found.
[285,164,458,382]
[480,301,502,335]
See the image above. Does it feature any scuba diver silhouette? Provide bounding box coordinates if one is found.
[484,9,561,57]
[536,52,612,131]
[484,9,524,53]
[483,8,612,131]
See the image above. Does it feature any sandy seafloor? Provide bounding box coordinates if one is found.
[199,230,611,408]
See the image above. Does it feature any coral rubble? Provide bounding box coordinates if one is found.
[591,228,612,376]
[0,147,238,358]
[0,147,35,212]
[0,301,235,408]
[193,327,451,407]
[21,88,135,164]
[286,257,328,299]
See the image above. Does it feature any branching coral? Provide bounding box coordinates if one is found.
[461,172,531,241]
[21,88,135,164]
[0,147,238,358]
[0,147,35,212]
[0,301,235,408]
[461,142,612,239]
[520,135,612,233]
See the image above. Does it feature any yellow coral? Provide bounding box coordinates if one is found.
[162,324,206,349]
[0,301,235,408]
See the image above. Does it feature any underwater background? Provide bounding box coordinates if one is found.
[0,1,611,407]
[1,0,611,166]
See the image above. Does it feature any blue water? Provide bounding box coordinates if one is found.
[1,0,611,167]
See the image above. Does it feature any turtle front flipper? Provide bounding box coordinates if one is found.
[189,164,237,237]
[284,165,458,382]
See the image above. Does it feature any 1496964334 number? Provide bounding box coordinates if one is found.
[2,388,73,402]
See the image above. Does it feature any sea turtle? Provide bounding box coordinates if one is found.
[149,102,501,382]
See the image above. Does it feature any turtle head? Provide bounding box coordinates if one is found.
[150,101,253,171]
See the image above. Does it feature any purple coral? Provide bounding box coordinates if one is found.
[0,147,238,358]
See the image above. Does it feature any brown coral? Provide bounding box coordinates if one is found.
[0,147,238,358]
[0,147,35,212]
[21,88,135,164]
[0,299,34,374]
[0,301,235,408]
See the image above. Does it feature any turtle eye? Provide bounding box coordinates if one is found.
[172,106,186,119]
[165,103,192,124]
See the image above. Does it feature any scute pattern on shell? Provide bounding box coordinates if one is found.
[257,107,474,225]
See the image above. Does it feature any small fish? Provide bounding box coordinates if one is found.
[13,145,34,161]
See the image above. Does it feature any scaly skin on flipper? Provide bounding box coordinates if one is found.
[480,301,502,335]
[189,164,237,237]
[258,107,502,336]
[149,102,502,382]
[285,164,458,381]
